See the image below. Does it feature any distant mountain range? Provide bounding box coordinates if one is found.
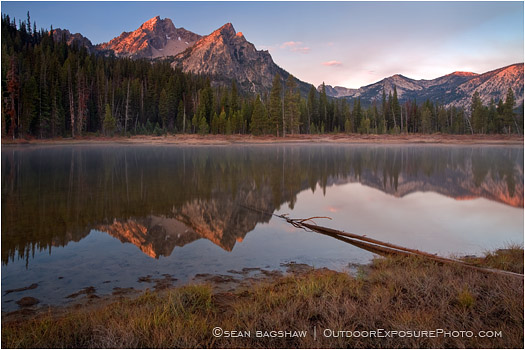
[51,16,523,104]
[321,64,524,108]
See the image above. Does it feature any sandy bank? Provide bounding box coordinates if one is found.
[2,133,523,146]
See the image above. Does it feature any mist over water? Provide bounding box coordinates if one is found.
[2,144,523,311]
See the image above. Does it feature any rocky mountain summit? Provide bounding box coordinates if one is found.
[96,16,201,59]
[50,28,96,53]
[321,63,524,108]
[171,22,310,93]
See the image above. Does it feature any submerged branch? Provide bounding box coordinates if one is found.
[241,205,524,279]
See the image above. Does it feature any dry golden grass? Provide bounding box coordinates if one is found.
[2,247,523,348]
[462,244,524,274]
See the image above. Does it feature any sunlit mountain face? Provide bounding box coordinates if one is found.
[2,144,522,263]
[321,64,524,109]
[95,16,202,59]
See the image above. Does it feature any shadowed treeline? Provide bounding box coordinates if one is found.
[2,144,523,265]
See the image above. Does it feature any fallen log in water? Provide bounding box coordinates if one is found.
[287,217,524,279]
[240,205,524,279]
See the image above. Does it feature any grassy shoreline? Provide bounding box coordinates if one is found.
[1,133,523,146]
[2,247,523,348]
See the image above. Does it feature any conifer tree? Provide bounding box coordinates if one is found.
[269,74,282,136]
[191,114,199,134]
[319,82,328,132]
[380,89,387,133]
[392,86,400,132]
[250,94,266,135]
[352,98,361,133]
[307,85,318,133]
[504,88,516,134]
[421,106,432,133]
[344,119,351,133]
[471,91,485,133]
[198,115,209,135]
[103,103,116,136]
[284,75,300,135]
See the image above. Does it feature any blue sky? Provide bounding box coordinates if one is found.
[2,1,523,88]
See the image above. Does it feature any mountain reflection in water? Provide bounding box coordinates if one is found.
[2,144,523,264]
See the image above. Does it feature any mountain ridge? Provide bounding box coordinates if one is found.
[170,21,312,94]
[50,28,96,54]
[320,63,524,108]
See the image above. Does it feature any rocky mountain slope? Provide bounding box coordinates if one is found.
[454,64,524,107]
[170,22,311,94]
[321,64,524,108]
[96,16,201,59]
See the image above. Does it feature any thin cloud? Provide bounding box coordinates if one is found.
[322,60,343,67]
[280,41,311,54]
[280,41,301,48]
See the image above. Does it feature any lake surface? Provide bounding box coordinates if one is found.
[2,143,523,311]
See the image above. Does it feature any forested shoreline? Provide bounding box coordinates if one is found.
[2,15,523,140]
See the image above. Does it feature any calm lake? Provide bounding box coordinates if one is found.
[2,143,523,311]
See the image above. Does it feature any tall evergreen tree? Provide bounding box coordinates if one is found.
[471,91,485,134]
[319,82,328,132]
[268,73,282,136]
[391,86,400,132]
[307,85,318,134]
[504,88,516,134]
[352,98,362,133]
[284,75,300,135]
[250,94,266,135]
[103,103,116,136]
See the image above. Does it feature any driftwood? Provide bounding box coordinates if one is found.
[288,217,523,279]
[241,206,524,279]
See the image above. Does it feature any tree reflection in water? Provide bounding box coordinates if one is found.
[2,144,523,264]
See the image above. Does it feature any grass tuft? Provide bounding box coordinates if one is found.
[456,286,475,309]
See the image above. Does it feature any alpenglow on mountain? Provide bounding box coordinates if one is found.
[170,22,310,93]
[96,16,201,59]
[320,64,524,108]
